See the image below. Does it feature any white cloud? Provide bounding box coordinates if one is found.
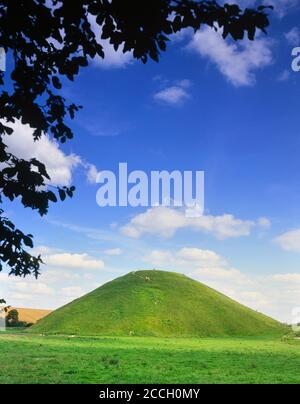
[274,229,300,252]
[121,207,266,239]
[104,248,123,256]
[144,246,255,303]
[277,69,291,82]
[0,250,105,309]
[86,163,99,184]
[272,273,300,283]
[40,269,81,284]
[121,207,186,238]
[32,245,59,256]
[144,250,173,267]
[13,282,55,296]
[170,27,193,43]
[176,247,224,267]
[257,217,271,229]
[284,27,300,45]
[61,286,84,298]
[154,86,190,105]
[153,78,192,106]
[187,27,273,86]
[8,293,35,302]
[145,247,224,268]
[0,272,93,309]
[2,120,81,186]
[45,253,105,270]
[176,79,192,88]
[1,120,103,186]
[191,266,248,282]
[145,247,238,275]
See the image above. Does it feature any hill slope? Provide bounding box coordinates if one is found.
[32,270,286,337]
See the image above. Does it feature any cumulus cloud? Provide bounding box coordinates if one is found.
[86,163,100,184]
[284,27,300,45]
[61,286,84,298]
[1,120,104,186]
[40,269,81,284]
[154,86,190,105]
[0,275,55,306]
[187,27,273,87]
[32,245,59,256]
[274,229,300,252]
[177,247,223,265]
[154,86,189,105]
[145,247,224,268]
[121,207,268,239]
[45,253,105,270]
[144,250,174,267]
[13,281,55,296]
[153,79,192,106]
[145,246,239,274]
[2,120,81,186]
[277,69,291,82]
[104,248,123,256]
[143,248,249,301]
[257,217,271,229]
[0,272,93,309]
[0,247,106,308]
[272,273,300,283]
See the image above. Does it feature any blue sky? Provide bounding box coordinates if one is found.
[1,0,300,323]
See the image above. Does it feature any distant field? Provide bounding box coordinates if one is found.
[0,333,299,384]
[9,307,52,324]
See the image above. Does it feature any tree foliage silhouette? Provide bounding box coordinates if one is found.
[0,0,273,287]
[6,308,19,326]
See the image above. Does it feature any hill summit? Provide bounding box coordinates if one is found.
[32,270,285,337]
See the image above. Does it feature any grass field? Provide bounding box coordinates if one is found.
[0,333,299,384]
[1,271,296,384]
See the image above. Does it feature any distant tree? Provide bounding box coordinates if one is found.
[0,0,273,285]
[6,308,19,326]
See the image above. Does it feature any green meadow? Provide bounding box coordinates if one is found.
[0,333,299,384]
[1,271,297,384]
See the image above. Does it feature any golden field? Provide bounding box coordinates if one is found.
[9,307,52,324]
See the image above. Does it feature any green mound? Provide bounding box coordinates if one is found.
[32,270,286,337]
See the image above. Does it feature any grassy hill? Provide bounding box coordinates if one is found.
[32,270,286,337]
